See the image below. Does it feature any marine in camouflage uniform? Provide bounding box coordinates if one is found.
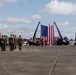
[14,35,18,50]
[18,35,23,51]
[1,35,6,51]
[4,35,8,49]
[9,34,14,51]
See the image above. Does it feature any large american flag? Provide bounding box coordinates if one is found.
[40,25,54,45]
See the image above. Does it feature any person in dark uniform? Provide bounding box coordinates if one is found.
[18,35,23,51]
[1,35,6,51]
[4,35,8,49]
[0,35,1,47]
[14,35,17,50]
[9,34,14,51]
[12,35,15,50]
[4,35,7,46]
[12,34,15,50]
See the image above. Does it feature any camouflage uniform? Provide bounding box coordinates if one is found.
[18,35,23,51]
[9,34,14,51]
[1,35,6,51]
[14,35,18,50]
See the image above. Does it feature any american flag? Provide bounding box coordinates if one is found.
[40,25,54,45]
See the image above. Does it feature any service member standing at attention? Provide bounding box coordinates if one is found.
[9,34,14,51]
[18,35,23,51]
[1,35,6,51]
[13,35,18,50]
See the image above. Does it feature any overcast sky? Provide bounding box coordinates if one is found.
[0,0,76,39]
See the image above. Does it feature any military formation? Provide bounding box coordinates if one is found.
[0,34,23,51]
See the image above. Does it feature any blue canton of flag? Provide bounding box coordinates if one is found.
[41,25,48,37]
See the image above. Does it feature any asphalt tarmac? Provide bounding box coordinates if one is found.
[0,45,76,75]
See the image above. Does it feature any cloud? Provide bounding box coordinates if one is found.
[43,0,76,15]
[3,14,41,24]
[5,17,31,23]
[0,0,17,7]
[0,1,4,7]
[0,24,34,38]
[57,21,70,26]
[31,14,41,20]
[0,24,9,34]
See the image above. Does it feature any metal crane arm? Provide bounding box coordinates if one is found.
[54,22,63,39]
[33,22,40,40]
